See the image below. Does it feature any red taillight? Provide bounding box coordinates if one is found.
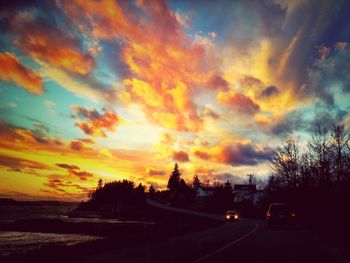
[291,212,296,217]
[266,211,271,218]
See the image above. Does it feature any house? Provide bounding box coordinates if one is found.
[233,184,257,203]
[196,186,215,198]
[194,186,215,208]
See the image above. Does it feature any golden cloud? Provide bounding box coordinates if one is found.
[59,0,223,131]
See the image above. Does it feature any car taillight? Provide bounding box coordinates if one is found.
[266,211,271,218]
[291,212,296,217]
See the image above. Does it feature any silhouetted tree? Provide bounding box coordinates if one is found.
[167,163,181,192]
[270,138,300,189]
[266,123,350,226]
[77,179,148,213]
[135,183,146,204]
[98,178,103,189]
[192,175,201,189]
[330,125,349,188]
[148,184,156,198]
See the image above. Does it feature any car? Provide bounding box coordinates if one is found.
[266,203,296,227]
[225,210,239,222]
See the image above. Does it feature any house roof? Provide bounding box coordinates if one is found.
[233,184,257,191]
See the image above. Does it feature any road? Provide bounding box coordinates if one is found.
[85,201,348,263]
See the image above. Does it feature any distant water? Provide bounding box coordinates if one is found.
[0,231,103,256]
[0,204,77,223]
[0,204,151,256]
[0,204,111,256]
[0,204,149,224]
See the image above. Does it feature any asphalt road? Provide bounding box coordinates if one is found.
[85,201,348,263]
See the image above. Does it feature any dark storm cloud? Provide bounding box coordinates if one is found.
[269,111,305,136]
[259,86,279,98]
[195,141,274,166]
[307,45,350,106]
[220,143,274,166]
[306,110,348,133]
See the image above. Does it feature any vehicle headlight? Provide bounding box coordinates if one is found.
[226,215,230,219]
[234,215,239,219]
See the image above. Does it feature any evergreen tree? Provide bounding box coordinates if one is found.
[167,163,181,191]
[192,175,201,189]
[149,184,156,195]
[224,180,233,193]
[98,178,103,189]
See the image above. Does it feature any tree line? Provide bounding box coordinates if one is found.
[266,124,350,222]
[78,179,146,213]
[149,163,235,212]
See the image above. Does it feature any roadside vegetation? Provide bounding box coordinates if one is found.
[265,124,350,257]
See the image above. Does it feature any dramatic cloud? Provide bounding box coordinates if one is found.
[56,163,93,180]
[146,168,166,176]
[268,111,305,136]
[1,0,350,200]
[0,52,43,95]
[72,105,120,137]
[70,140,84,151]
[259,86,279,98]
[0,121,64,152]
[218,91,260,115]
[306,110,348,133]
[44,178,90,195]
[172,150,190,162]
[193,141,274,166]
[201,106,220,120]
[206,75,229,91]
[0,154,49,171]
[307,44,350,106]
[8,12,95,75]
[59,0,223,131]
[194,150,211,161]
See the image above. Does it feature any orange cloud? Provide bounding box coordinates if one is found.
[194,150,211,160]
[16,24,95,75]
[172,150,190,162]
[0,52,43,95]
[0,121,91,155]
[56,163,93,180]
[60,0,222,131]
[0,154,50,171]
[218,91,260,115]
[72,105,120,137]
[192,140,273,166]
[70,141,84,151]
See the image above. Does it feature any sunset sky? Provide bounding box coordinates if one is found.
[0,0,350,201]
